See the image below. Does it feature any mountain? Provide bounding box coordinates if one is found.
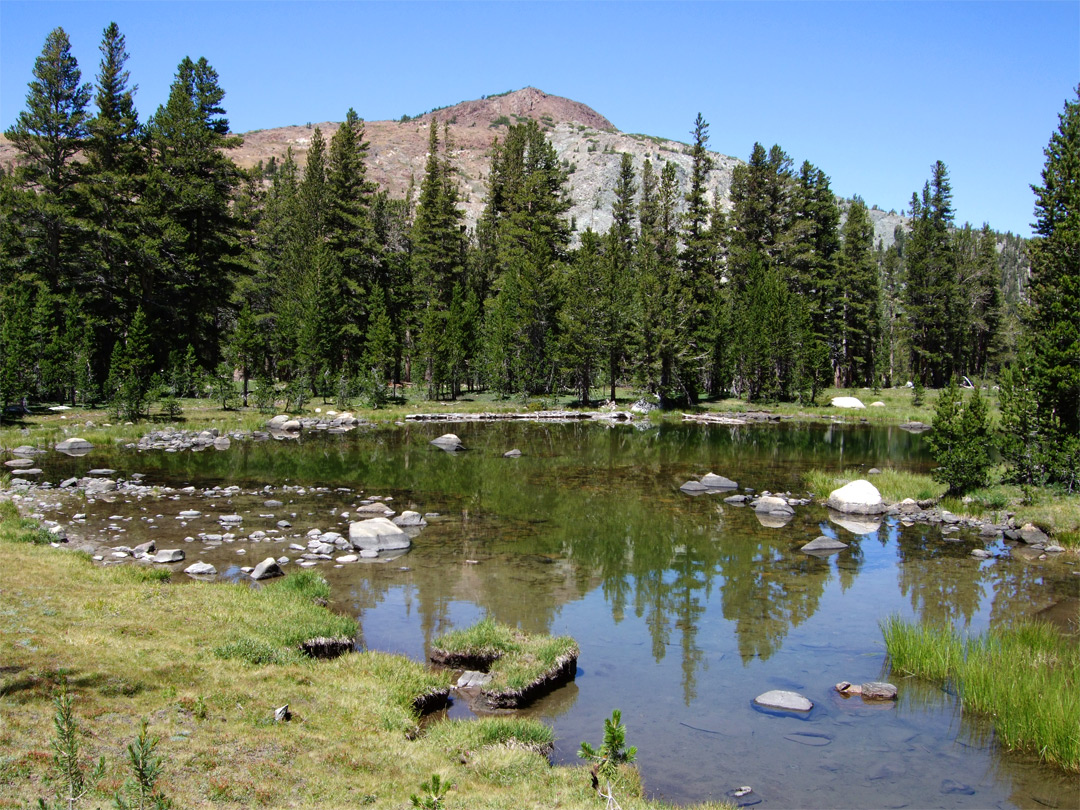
[0,86,905,246]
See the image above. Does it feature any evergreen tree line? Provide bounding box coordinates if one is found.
[2,26,1073,476]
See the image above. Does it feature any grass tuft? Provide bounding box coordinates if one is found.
[882,616,1080,772]
[425,716,555,755]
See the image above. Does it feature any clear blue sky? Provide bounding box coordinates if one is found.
[2,1,1077,236]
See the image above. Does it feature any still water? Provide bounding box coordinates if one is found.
[36,421,1080,808]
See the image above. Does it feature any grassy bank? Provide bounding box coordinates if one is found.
[1,384,951,450]
[881,617,1080,772]
[0,507,731,809]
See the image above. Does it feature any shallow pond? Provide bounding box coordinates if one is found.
[20,421,1080,808]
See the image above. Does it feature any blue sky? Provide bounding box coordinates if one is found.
[2,1,1077,236]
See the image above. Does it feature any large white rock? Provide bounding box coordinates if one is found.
[267,415,291,428]
[349,517,412,552]
[826,479,887,515]
[430,433,465,451]
[55,437,93,455]
[830,396,866,410]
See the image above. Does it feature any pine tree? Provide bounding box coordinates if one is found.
[904,161,958,386]
[82,22,148,385]
[600,152,637,402]
[836,198,880,386]
[4,27,91,291]
[928,379,991,495]
[144,56,242,367]
[560,229,605,405]
[1027,86,1080,438]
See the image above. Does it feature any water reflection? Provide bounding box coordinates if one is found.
[28,420,1079,808]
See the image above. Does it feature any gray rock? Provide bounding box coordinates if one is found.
[753,690,813,712]
[13,445,40,455]
[724,494,748,505]
[753,496,794,515]
[184,562,217,576]
[801,536,848,554]
[826,479,887,515]
[349,517,412,552]
[280,420,301,432]
[430,433,465,451]
[1018,523,1050,545]
[336,554,359,563]
[701,473,738,489]
[970,548,991,559]
[267,415,291,429]
[861,681,898,701]
[392,511,427,527]
[503,448,522,457]
[133,540,156,556]
[456,670,493,688]
[153,549,185,563]
[55,437,93,455]
[251,557,284,580]
[680,480,708,494]
[630,398,659,414]
[4,458,34,467]
[87,468,116,476]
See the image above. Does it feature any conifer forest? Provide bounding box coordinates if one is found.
[2,26,1077,483]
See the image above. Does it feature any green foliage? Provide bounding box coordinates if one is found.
[40,676,106,810]
[578,709,637,794]
[911,377,925,407]
[927,379,992,495]
[410,774,451,809]
[114,718,171,810]
[270,570,331,601]
[882,617,1080,772]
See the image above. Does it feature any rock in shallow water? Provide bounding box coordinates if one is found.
[251,557,283,580]
[826,479,886,515]
[753,690,813,712]
[801,536,848,554]
[184,562,217,576]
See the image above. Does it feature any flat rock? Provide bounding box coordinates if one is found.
[861,681,898,701]
[456,670,494,689]
[830,396,865,409]
[701,472,738,489]
[970,548,991,559]
[680,480,708,494]
[801,536,848,554]
[4,458,34,467]
[753,496,794,515]
[184,562,217,576]
[724,494,748,504]
[153,549,185,563]
[754,690,813,712]
[87,468,116,476]
[349,517,412,552]
[826,479,886,515]
[336,554,359,563]
[251,557,284,580]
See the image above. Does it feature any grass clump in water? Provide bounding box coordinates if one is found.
[431,618,579,698]
[881,616,1080,772]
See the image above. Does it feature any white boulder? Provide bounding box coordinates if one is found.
[349,518,412,552]
[826,479,887,515]
[830,396,866,410]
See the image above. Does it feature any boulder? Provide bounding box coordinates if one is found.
[133,540,156,556]
[251,557,284,580]
[970,548,991,559]
[724,494,748,505]
[153,549,185,563]
[753,690,812,712]
[55,437,93,455]
[630,398,659,414]
[1017,523,1049,546]
[800,536,848,554]
[392,511,427,527]
[430,433,465,451]
[503,448,522,458]
[267,415,291,429]
[826,479,886,515]
[280,420,301,432]
[830,396,865,410]
[349,517,412,552]
[184,562,217,576]
[870,401,885,407]
[701,473,738,489]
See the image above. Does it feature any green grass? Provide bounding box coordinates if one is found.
[0,507,729,809]
[881,616,1080,772]
[431,618,579,693]
[803,468,946,503]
